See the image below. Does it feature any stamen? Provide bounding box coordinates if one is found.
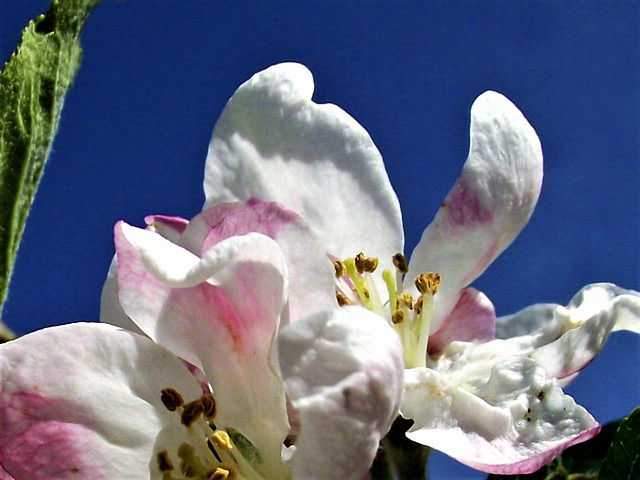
[392,253,409,274]
[181,399,205,428]
[344,257,371,308]
[336,291,351,306]
[201,394,217,419]
[208,466,234,480]
[211,430,233,451]
[415,273,441,295]
[333,260,346,278]
[178,443,209,479]
[161,388,185,411]
[392,309,406,325]
[157,450,174,472]
[397,293,414,310]
[414,296,424,315]
[355,252,379,274]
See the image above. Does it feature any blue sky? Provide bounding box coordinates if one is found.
[2,2,639,478]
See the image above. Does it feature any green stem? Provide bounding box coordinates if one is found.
[381,417,431,480]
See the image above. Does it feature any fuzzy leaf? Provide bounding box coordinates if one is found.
[0,0,101,312]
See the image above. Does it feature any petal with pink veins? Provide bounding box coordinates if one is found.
[0,323,203,480]
[428,287,496,355]
[115,222,290,478]
[278,306,404,480]
[204,63,404,270]
[180,199,336,323]
[408,91,543,333]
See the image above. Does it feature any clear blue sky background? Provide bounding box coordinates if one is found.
[2,2,639,479]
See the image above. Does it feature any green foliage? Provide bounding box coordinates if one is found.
[0,0,101,313]
[599,407,640,480]
[487,419,623,480]
[226,427,263,468]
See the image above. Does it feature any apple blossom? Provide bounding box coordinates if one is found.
[196,63,640,474]
[0,229,404,480]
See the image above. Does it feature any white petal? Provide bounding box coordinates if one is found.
[0,323,203,480]
[204,63,404,266]
[278,307,404,480]
[408,91,543,332]
[403,356,599,474]
[496,283,640,379]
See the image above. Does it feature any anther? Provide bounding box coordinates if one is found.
[201,393,217,419]
[392,253,409,274]
[208,466,234,480]
[181,399,204,427]
[355,253,379,274]
[415,272,441,295]
[161,388,184,411]
[392,309,406,324]
[334,260,346,278]
[211,430,233,450]
[157,450,174,472]
[414,296,424,315]
[336,291,351,306]
[398,293,414,310]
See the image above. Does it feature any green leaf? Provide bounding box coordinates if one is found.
[599,407,640,480]
[226,427,262,468]
[487,419,623,480]
[0,0,101,313]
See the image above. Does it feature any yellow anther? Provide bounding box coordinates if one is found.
[208,466,234,480]
[333,260,346,278]
[415,272,441,295]
[392,309,406,324]
[336,291,351,306]
[392,253,409,274]
[355,252,379,274]
[414,295,424,315]
[161,388,184,411]
[157,450,174,472]
[211,430,233,450]
[398,293,414,310]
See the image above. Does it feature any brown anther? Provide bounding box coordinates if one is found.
[355,252,379,274]
[362,287,370,299]
[181,461,196,478]
[181,399,204,427]
[161,388,184,411]
[200,393,217,419]
[336,291,351,306]
[398,293,414,310]
[414,296,424,315]
[333,260,347,278]
[415,272,441,295]
[157,450,174,472]
[392,309,406,324]
[392,253,409,274]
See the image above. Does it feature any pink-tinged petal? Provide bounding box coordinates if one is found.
[0,323,203,480]
[115,222,289,478]
[99,258,146,336]
[403,356,599,474]
[180,199,336,323]
[278,307,404,480]
[204,63,404,268]
[428,287,496,355]
[0,464,14,480]
[144,215,189,243]
[408,91,543,333]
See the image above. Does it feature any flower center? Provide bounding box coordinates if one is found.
[333,253,440,369]
[157,388,264,480]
